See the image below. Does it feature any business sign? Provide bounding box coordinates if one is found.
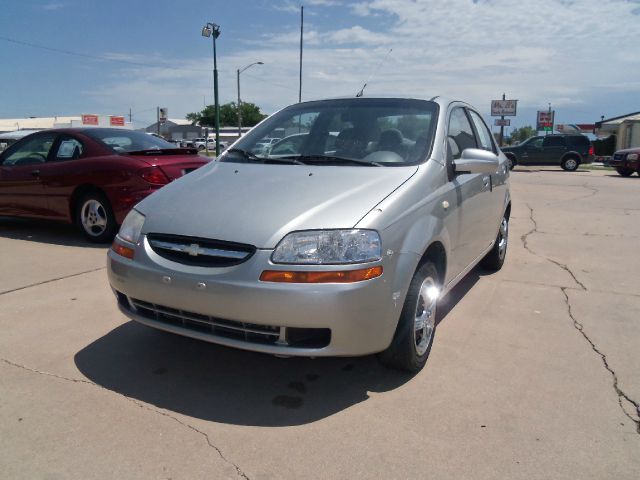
[110,116,125,127]
[556,123,594,134]
[491,100,517,116]
[159,107,168,123]
[81,114,99,126]
[537,111,555,131]
[494,118,511,126]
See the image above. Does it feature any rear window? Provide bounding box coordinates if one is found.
[84,129,176,153]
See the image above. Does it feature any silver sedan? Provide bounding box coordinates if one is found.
[107,96,511,372]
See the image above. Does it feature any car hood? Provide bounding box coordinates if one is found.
[614,148,640,155]
[137,161,418,248]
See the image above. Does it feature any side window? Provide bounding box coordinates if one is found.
[468,110,495,153]
[529,137,543,148]
[54,137,84,161]
[1,133,57,166]
[447,107,477,160]
[543,136,564,148]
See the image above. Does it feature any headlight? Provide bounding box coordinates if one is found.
[272,229,382,264]
[627,153,638,161]
[117,209,145,244]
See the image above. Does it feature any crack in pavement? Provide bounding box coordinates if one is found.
[0,267,107,296]
[0,358,250,479]
[519,204,640,434]
[520,203,587,291]
[559,289,640,434]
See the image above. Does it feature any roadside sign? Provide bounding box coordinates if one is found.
[494,119,511,126]
[110,116,125,127]
[491,100,517,116]
[81,114,99,126]
[537,111,555,131]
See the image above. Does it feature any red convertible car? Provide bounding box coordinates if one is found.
[0,128,209,242]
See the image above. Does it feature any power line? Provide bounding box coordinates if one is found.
[0,35,210,72]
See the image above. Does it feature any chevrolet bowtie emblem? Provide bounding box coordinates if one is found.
[185,243,202,256]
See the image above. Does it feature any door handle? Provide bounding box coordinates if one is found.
[31,169,41,177]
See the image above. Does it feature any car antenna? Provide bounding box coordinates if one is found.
[356,48,393,98]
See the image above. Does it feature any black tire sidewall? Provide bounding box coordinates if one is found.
[75,192,117,243]
[562,157,579,171]
[380,261,439,372]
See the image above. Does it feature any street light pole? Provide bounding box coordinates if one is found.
[236,61,263,139]
[202,22,221,156]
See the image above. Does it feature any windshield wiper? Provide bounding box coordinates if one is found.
[225,149,307,165]
[279,154,382,167]
[224,148,266,162]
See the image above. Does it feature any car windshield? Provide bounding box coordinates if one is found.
[223,98,439,166]
[84,129,177,153]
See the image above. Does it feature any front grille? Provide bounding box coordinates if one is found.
[121,295,330,349]
[613,153,623,160]
[147,233,255,267]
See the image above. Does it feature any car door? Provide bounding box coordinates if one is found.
[445,107,493,275]
[467,109,505,242]
[0,132,57,217]
[541,136,565,164]
[37,134,87,220]
[520,136,544,165]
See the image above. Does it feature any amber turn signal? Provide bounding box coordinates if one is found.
[260,266,382,283]
[111,240,135,260]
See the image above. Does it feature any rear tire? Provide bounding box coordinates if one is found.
[561,156,579,171]
[379,262,439,373]
[481,212,509,271]
[75,192,117,243]
[616,168,634,177]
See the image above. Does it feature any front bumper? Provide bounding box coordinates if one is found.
[107,236,405,357]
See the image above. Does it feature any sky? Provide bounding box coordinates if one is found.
[1,0,639,132]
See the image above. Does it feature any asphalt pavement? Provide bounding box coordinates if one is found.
[1,167,639,479]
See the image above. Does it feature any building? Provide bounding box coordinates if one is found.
[595,112,640,150]
[0,115,133,134]
[144,118,201,140]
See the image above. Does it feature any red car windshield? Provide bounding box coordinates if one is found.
[84,129,177,153]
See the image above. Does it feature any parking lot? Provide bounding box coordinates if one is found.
[1,168,639,479]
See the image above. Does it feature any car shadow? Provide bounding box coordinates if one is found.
[512,168,590,173]
[0,216,107,248]
[74,268,481,427]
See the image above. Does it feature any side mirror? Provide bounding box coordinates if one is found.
[453,148,499,174]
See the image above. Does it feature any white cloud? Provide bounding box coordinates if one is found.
[88,0,640,126]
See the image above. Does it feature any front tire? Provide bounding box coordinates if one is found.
[616,168,634,177]
[561,157,579,171]
[379,262,439,373]
[481,213,509,271]
[506,155,516,170]
[75,192,117,243]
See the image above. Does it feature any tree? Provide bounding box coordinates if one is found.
[186,102,267,127]
[508,125,536,144]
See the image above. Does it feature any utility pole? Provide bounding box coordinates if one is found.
[299,6,303,103]
[498,93,505,147]
[156,107,160,136]
[129,107,132,123]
